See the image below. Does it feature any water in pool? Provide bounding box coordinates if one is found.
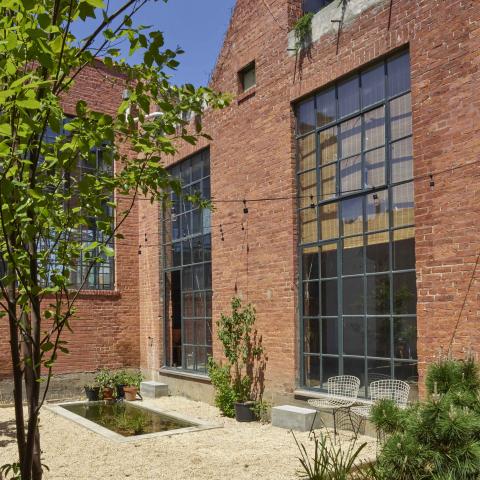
[61,402,194,437]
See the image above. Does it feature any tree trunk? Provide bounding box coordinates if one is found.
[6,270,27,476]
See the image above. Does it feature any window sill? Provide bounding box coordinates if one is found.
[159,367,211,383]
[294,389,374,405]
[237,87,256,105]
[42,289,121,299]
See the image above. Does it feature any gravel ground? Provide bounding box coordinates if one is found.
[0,396,375,479]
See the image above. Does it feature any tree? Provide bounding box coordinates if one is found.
[0,1,229,479]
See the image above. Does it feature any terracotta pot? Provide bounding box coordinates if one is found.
[102,387,114,400]
[123,386,138,401]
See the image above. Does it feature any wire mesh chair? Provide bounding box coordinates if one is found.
[307,375,360,436]
[351,379,410,441]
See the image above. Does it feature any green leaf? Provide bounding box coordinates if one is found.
[41,342,54,352]
[16,98,41,109]
[85,0,105,7]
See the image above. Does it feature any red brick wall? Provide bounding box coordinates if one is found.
[140,0,480,399]
[0,62,140,380]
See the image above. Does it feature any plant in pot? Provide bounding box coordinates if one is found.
[84,382,101,401]
[113,370,128,399]
[208,297,266,422]
[94,369,115,401]
[122,371,143,401]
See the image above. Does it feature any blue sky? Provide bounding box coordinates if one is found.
[73,0,236,87]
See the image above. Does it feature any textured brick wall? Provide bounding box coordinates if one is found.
[140,0,480,399]
[0,62,140,381]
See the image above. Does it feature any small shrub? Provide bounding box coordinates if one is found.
[371,358,480,480]
[207,357,237,418]
[208,297,266,417]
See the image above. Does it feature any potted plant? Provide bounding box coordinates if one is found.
[84,382,100,401]
[94,369,115,400]
[122,371,143,401]
[114,370,128,399]
[208,297,267,422]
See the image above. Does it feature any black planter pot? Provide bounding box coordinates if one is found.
[116,384,126,399]
[84,386,100,402]
[234,401,256,422]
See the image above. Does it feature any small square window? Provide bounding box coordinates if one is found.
[239,62,256,93]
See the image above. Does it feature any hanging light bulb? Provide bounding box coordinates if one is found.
[243,200,249,214]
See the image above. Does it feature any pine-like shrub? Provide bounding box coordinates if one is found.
[371,358,480,480]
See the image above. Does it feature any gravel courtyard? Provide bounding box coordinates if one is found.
[0,396,375,479]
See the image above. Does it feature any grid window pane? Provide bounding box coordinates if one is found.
[338,76,360,118]
[320,164,336,199]
[366,190,389,232]
[367,274,390,315]
[296,52,416,396]
[164,149,212,373]
[321,280,338,316]
[342,197,363,237]
[394,318,417,359]
[300,208,318,244]
[320,243,337,278]
[365,148,386,188]
[366,232,390,273]
[322,318,338,355]
[320,128,338,165]
[344,317,364,356]
[316,88,336,127]
[305,356,321,387]
[304,318,320,353]
[343,236,364,276]
[364,107,385,150]
[297,98,316,135]
[319,203,339,240]
[298,134,316,172]
[393,228,415,270]
[390,93,412,141]
[340,117,362,157]
[299,170,317,209]
[361,63,385,107]
[367,317,390,357]
[304,281,319,316]
[303,246,319,280]
[343,277,364,315]
[391,137,413,183]
[388,52,411,97]
[340,156,361,194]
[392,182,414,227]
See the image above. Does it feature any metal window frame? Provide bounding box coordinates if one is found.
[296,51,417,397]
[161,149,213,375]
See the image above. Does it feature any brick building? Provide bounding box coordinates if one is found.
[1,0,480,404]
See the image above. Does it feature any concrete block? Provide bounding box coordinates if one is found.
[271,405,321,431]
[140,381,168,399]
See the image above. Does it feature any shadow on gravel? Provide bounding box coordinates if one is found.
[0,419,16,447]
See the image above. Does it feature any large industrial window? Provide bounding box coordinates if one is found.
[295,51,417,397]
[162,150,212,374]
[40,122,114,291]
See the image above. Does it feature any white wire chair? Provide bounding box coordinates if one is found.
[307,375,360,435]
[351,379,410,440]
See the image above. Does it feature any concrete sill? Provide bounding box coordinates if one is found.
[159,367,211,384]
